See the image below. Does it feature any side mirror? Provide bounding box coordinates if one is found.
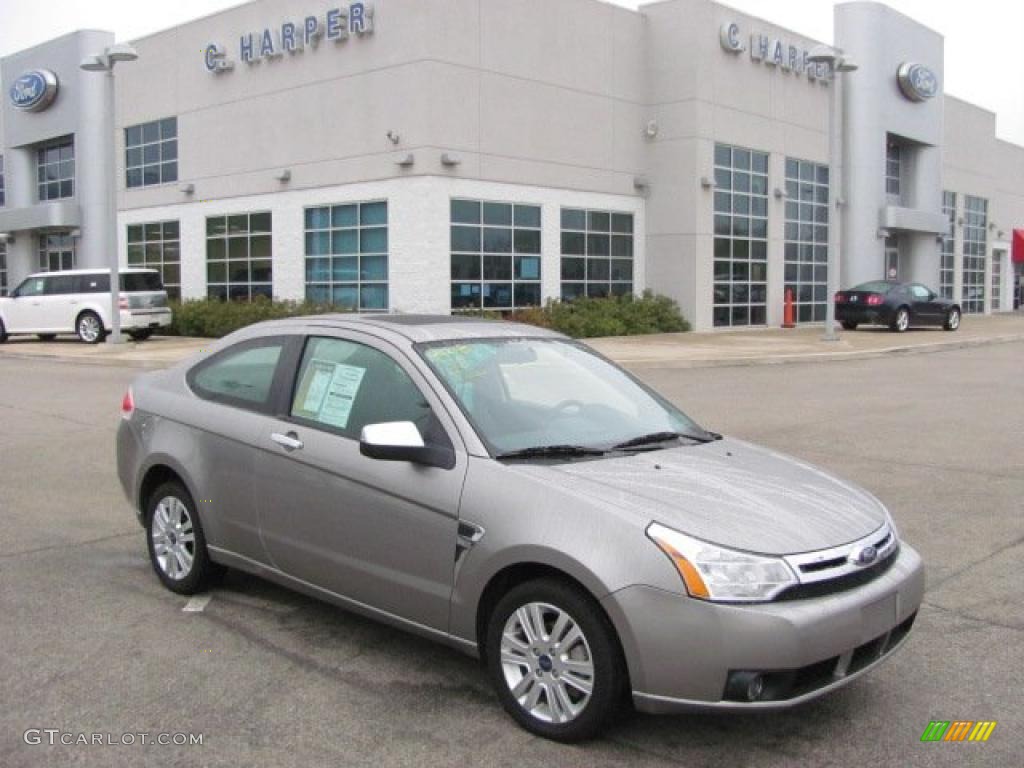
[359,421,454,469]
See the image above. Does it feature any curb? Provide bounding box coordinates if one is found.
[607,333,1024,370]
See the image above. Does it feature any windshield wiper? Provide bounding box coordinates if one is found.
[612,430,720,450]
[496,444,607,460]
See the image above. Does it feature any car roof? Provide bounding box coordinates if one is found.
[25,268,158,278]
[259,313,566,344]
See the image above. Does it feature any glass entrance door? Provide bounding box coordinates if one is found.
[884,236,900,281]
[38,232,76,272]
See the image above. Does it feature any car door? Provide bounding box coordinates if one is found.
[40,274,77,331]
[4,276,47,331]
[909,284,940,324]
[255,331,467,633]
[184,333,304,562]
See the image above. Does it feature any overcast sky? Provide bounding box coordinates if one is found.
[2,0,1021,145]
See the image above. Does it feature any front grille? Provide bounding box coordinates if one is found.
[776,545,899,600]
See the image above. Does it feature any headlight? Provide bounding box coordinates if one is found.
[647,522,797,602]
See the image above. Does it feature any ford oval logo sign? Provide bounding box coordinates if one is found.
[852,545,878,567]
[897,62,938,102]
[9,69,59,112]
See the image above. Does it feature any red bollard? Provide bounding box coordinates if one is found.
[782,287,796,329]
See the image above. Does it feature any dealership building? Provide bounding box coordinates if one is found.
[1,0,1022,330]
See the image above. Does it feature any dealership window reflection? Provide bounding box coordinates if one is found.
[560,208,634,300]
[128,221,181,299]
[125,117,178,188]
[962,195,987,314]
[451,199,541,310]
[305,201,388,311]
[37,137,74,201]
[940,191,956,299]
[206,212,272,301]
[784,158,829,323]
[713,143,769,327]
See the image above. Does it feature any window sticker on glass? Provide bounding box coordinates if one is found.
[297,361,367,429]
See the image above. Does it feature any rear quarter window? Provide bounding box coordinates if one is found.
[188,338,288,411]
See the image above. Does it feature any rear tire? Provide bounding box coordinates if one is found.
[0,318,7,343]
[76,311,106,344]
[840,321,858,331]
[145,480,224,595]
[37,333,57,341]
[128,329,154,342]
[486,578,626,742]
[944,308,961,331]
[889,307,910,333]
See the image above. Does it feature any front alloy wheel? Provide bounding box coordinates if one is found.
[486,579,625,742]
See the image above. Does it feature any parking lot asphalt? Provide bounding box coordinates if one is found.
[1,343,1021,767]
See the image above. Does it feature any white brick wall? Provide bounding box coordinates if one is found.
[118,177,644,313]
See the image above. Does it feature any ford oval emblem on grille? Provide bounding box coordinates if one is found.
[852,546,878,566]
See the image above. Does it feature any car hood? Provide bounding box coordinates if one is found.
[511,437,887,555]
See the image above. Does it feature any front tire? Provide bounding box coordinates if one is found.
[889,307,910,333]
[486,579,626,742]
[76,311,106,344]
[840,321,858,331]
[944,308,961,331]
[145,481,223,595]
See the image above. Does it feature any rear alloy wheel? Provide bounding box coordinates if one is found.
[944,308,961,331]
[890,307,910,333]
[146,481,222,595]
[486,579,625,742]
[76,311,105,344]
[841,321,858,331]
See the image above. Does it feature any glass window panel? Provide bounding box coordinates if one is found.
[562,232,585,255]
[360,201,387,226]
[482,203,512,227]
[332,257,358,282]
[611,213,633,234]
[360,285,388,310]
[451,225,481,252]
[451,253,481,280]
[332,229,359,255]
[142,122,160,143]
[306,207,331,230]
[482,227,512,253]
[587,211,610,232]
[360,254,388,281]
[611,235,633,258]
[561,208,586,230]
[714,144,731,166]
[515,256,541,280]
[514,205,541,228]
[561,258,585,281]
[332,285,358,309]
[587,234,610,257]
[251,260,272,283]
[207,262,226,283]
[250,212,271,233]
[360,227,388,253]
[514,228,541,254]
[306,258,331,282]
[306,231,329,256]
[483,255,512,280]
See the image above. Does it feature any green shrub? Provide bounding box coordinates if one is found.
[165,297,337,338]
[165,291,689,339]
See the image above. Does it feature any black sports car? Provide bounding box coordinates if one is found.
[834,281,961,332]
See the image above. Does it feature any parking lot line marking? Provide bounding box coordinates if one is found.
[183,595,212,613]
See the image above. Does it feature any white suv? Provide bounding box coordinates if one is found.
[0,268,172,344]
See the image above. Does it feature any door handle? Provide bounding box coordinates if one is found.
[271,432,304,451]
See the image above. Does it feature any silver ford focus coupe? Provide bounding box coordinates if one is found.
[117,315,924,741]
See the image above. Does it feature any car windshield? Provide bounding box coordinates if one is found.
[419,338,707,456]
[851,281,894,293]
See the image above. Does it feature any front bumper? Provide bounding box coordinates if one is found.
[602,542,924,713]
[119,308,172,331]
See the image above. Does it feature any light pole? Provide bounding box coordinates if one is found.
[807,45,857,342]
[81,43,138,344]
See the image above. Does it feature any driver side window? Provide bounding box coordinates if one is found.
[910,285,930,299]
[15,277,46,298]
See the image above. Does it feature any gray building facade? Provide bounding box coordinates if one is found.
[1,0,1022,329]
